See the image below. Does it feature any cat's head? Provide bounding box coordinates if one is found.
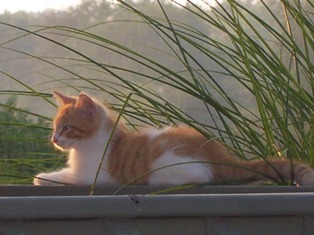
[51,90,102,151]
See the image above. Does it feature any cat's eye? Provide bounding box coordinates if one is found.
[63,126,71,132]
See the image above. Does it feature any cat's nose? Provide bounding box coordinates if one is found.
[51,135,58,144]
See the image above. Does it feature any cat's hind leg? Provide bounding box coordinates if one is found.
[148,151,212,185]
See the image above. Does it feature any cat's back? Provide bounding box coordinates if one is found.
[107,125,228,183]
[111,125,206,157]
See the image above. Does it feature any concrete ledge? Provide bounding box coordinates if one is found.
[1,193,314,220]
[1,185,314,196]
[1,186,314,235]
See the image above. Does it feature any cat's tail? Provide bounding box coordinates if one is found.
[214,159,314,186]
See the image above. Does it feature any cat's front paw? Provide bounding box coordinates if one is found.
[33,173,63,186]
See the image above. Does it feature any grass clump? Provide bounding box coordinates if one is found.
[0,0,313,185]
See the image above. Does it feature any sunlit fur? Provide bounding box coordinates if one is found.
[34,91,314,186]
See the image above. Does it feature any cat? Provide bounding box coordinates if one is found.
[34,90,314,186]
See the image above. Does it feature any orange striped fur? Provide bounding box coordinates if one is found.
[34,91,314,186]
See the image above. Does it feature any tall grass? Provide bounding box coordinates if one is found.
[0,0,313,185]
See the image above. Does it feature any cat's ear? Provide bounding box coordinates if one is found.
[53,90,76,104]
[75,93,96,118]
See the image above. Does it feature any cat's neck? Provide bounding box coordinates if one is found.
[67,103,122,170]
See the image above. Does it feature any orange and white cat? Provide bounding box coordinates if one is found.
[34,91,314,186]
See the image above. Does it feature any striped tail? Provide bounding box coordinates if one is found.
[215,159,314,185]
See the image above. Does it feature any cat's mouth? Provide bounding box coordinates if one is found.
[53,142,73,151]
